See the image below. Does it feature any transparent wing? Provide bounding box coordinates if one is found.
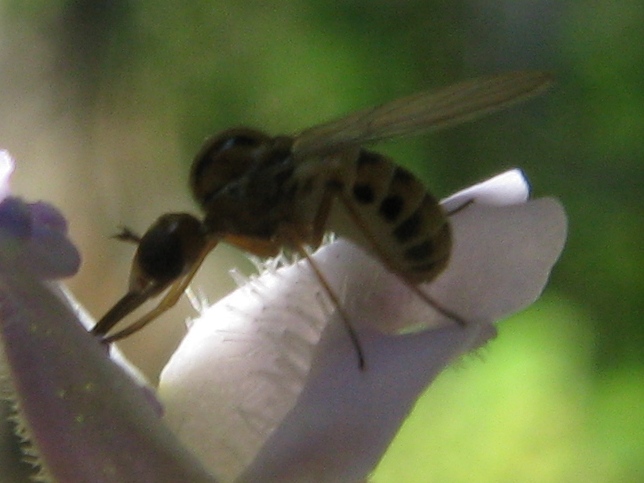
[291,71,553,159]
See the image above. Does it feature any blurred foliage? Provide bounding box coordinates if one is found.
[0,0,642,481]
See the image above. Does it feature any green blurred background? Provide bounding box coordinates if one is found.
[0,1,641,482]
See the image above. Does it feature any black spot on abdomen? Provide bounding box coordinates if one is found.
[353,184,376,204]
[404,239,434,261]
[379,195,404,222]
[393,211,421,242]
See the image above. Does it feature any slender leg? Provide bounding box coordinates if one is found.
[278,223,366,370]
[297,245,366,370]
[112,226,142,244]
[338,193,467,326]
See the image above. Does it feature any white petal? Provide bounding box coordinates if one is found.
[441,168,529,212]
[347,197,567,333]
[160,249,493,482]
[236,295,495,483]
[159,261,331,482]
[160,170,567,482]
[427,197,567,324]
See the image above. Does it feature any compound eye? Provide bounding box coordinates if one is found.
[190,128,271,208]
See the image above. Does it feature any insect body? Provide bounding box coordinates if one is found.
[191,129,450,283]
[91,71,552,366]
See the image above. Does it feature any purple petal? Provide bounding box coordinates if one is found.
[0,197,31,239]
[0,152,79,279]
[0,198,81,279]
[30,200,71,234]
[0,274,218,482]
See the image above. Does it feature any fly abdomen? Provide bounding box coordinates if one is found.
[336,149,452,284]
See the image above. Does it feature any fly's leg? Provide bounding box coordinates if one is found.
[288,235,366,370]
[337,192,467,326]
[279,185,367,370]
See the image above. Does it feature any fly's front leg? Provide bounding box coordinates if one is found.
[278,224,366,370]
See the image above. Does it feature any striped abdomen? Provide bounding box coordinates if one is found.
[330,149,451,284]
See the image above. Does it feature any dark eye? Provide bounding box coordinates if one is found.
[190,128,271,208]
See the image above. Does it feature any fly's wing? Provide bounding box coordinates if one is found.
[291,71,553,159]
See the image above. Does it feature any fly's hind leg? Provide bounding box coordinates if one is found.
[337,192,467,326]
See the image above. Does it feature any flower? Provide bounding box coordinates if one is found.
[0,149,567,482]
[0,151,217,482]
[0,152,80,280]
[159,169,567,482]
